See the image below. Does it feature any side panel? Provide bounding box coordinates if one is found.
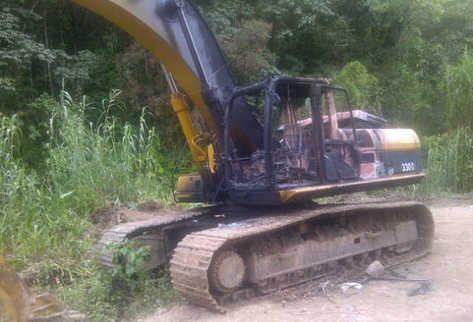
[383,150,423,176]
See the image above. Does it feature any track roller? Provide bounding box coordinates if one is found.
[209,251,246,294]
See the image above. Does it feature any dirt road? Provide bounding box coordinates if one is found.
[143,199,473,322]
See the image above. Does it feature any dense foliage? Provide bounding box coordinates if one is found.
[1,0,473,137]
[0,0,472,320]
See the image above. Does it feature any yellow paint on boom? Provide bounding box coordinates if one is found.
[71,0,217,134]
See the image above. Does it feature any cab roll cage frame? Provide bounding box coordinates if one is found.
[223,76,358,191]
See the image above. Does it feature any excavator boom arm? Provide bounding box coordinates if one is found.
[71,0,264,195]
[72,0,218,131]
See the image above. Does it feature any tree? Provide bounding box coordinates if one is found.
[0,5,56,110]
[441,51,473,131]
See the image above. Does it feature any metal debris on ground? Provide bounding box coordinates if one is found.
[318,280,337,303]
[364,273,432,297]
[370,276,430,283]
[408,280,431,297]
[319,280,331,296]
[340,282,363,296]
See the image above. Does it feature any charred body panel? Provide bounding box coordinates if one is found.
[383,150,423,176]
[154,1,264,153]
[72,0,425,207]
[324,110,387,129]
[219,76,424,205]
[226,173,424,205]
[72,0,263,188]
[349,128,422,179]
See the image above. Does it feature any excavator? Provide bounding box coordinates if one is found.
[1,0,434,317]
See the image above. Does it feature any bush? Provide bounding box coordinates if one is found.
[56,242,181,322]
[333,61,381,113]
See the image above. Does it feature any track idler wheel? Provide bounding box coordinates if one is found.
[209,251,246,294]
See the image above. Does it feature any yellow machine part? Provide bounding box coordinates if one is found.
[170,93,207,164]
[376,129,421,151]
[207,144,216,174]
[71,0,217,136]
[175,175,206,203]
[0,256,65,322]
[0,255,28,322]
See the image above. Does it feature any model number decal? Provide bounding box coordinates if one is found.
[401,162,415,172]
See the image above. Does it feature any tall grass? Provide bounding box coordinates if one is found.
[420,127,473,196]
[48,90,173,211]
[0,89,187,320]
[0,115,53,266]
[0,89,181,276]
[442,51,473,130]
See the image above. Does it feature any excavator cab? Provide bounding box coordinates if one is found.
[226,77,355,183]
[223,76,424,205]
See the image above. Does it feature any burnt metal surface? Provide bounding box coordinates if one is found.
[170,201,434,311]
[383,150,423,175]
[320,110,387,129]
[73,0,263,160]
[153,0,264,152]
[223,77,425,207]
[246,219,418,283]
[73,0,426,209]
[228,173,425,206]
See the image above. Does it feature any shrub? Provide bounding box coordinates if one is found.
[333,61,381,113]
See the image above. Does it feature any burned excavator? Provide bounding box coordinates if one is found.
[1,0,435,315]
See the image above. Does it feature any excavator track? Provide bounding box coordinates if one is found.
[170,201,434,311]
[95,208,219,270]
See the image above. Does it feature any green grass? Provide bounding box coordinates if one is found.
[0,90,188,321]
[55,243,182,322]
[394,127,473,200]
[419,127,473,197]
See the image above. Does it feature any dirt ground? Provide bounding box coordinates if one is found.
[141,197,473,322]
